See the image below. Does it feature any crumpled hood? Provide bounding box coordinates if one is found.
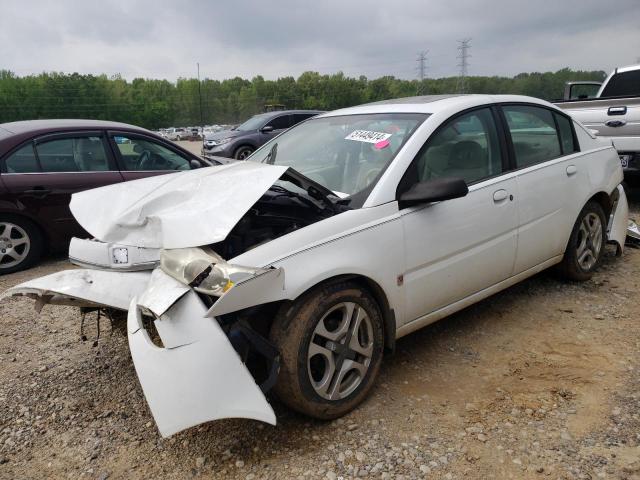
[69,162,288,249]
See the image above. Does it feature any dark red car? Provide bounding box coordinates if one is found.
[0,119,215,273]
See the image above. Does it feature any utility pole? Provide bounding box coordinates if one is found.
[456,39,472,94]
[416,50,429,95]
[197,62,204,130]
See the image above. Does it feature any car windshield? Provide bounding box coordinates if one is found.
[236,113,271,131]
[251,113,427,198]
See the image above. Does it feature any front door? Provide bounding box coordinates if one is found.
[399,107,518,323]
[108,132,195,182]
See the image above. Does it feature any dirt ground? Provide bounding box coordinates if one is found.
[1,194,639,480]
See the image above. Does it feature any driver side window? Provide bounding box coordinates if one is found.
[112,135,191,171]
[414,108,503,185]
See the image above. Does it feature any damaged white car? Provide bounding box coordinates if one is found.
[3,95,628,437]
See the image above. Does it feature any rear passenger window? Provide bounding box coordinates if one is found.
[414,107,503,185]
[554,113,578,154]
[36,137,110,172]
[4,144,39,173]
[503,106,561,168]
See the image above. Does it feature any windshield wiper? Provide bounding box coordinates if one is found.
[282,167,348,213]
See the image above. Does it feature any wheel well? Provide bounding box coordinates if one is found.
[589,191,613,218]
[234,144,254,153]
[295,274,396,353]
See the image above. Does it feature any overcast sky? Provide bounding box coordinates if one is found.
[1,0,638,81]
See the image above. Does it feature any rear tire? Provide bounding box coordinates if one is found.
[269,282,384,420]
[557,201,606,281]
[0,215,44,274]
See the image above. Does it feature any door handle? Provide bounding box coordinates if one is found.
[493,189,508,202]
[566,165,577,176]
[23,187,51,197]
[605,120,626,128]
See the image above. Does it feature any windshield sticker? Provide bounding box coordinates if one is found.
[374,139,390,149]
[345,130,392,144]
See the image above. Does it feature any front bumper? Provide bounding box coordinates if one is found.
[128,284,275,437]
[3,267,277,437]
[202,142,234,158]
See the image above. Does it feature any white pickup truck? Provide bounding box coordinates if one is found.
[554,64,640,185]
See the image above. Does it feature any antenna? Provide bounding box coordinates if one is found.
[456,39,472,94]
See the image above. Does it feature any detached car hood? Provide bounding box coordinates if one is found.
[70,162,288,249]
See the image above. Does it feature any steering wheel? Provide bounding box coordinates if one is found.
[139,150,152,170]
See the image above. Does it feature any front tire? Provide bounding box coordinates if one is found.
[0,216,44,274]
[234,146,254,160]
[558,201,606,281]
[270,282,384,420]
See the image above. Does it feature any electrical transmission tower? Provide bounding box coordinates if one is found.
[416,50,429,95]
[456,38,472,93]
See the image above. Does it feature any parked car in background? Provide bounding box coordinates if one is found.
[4,95,627,437]
[554,64,640,185]
[166,127,188,141]
[202,110,323,159]
[0,119,216,273]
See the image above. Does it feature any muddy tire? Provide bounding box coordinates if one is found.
[269,282,384,419]
[558,201,606,281]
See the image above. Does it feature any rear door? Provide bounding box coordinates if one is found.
[107,132,196,182]
[500,104,590,273]
[1,132,123,243]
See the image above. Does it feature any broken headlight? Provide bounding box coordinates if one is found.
[160,247,260,296]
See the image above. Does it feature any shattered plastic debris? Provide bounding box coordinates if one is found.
[626,219,640,247]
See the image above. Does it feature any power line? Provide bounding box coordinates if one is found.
[416,50,429,95]
[456,38,472,94]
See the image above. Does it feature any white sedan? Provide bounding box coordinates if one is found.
[4,95,628,437]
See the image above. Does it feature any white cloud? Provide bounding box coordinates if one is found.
[1,0,638,80]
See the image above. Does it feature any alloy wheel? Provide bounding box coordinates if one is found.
[0,222,31,269]
[576,212,602,271]
[307,301,374,401]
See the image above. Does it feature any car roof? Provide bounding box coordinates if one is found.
[317,94,557,117]
[255,110,324,118]
[0,119,151,136]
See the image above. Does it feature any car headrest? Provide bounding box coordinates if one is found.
[448,141,486,169]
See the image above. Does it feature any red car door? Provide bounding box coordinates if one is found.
[1,132,124,249]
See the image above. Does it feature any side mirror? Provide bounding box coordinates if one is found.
[399,177,468,208]
[190,159,202,169]
[261,125,274,133]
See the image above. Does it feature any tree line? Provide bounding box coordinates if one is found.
[0,68,605,129]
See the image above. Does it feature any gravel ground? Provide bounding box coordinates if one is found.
[0,194,639,480]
